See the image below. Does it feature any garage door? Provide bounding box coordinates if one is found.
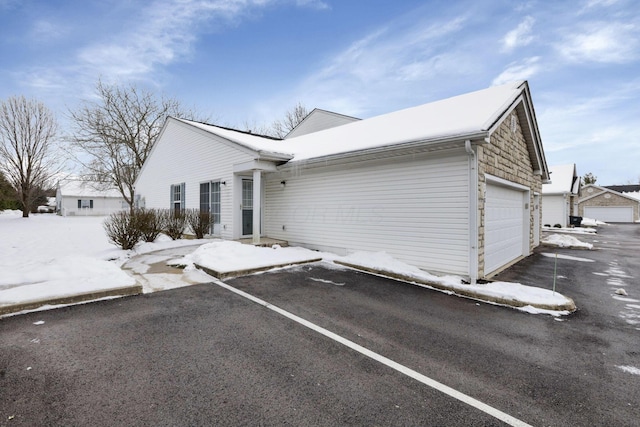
[485,183,526,275]
[584,206,633,223]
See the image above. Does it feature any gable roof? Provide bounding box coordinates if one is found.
[278,81,549,179]
[57,180,123,198]
[543,164,579,195]
[579,184,640,204]
[149,81,548,180]
[174,118,293,161]
[284,109,360,139]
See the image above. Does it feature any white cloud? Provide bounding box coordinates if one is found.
[284,15,471,117]
[31,20,69,42]
[491,57,541,86]
[502,16,535,52]
[556,22,639,64]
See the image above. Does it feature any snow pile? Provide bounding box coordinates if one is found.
[542,234,593,249]
[581,217,607,227]
[337,251,573,313]
[173,241,322,274]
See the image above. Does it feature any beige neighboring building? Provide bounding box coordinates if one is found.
[578,184,640,223]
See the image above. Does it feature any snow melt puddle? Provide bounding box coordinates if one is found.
[309,277,345,286]
[541,253,594,262]
[616,365,640,376]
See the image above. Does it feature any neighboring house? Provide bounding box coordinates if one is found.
[542,164,580,227]
[605,185,640,202]
[284,109,360,139]
[135,80,549,282]
[578,184,640,223]
[56,180,128,216]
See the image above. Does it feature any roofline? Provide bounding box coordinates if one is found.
[279,131,488,169]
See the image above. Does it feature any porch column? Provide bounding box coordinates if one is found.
[252,169,261,244]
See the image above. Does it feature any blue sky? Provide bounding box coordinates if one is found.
[1,0,639,184]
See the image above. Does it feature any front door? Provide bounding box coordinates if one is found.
[242,179,253,236]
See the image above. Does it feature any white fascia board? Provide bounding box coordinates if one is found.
[233,159,280,173]
[278,131,488,171]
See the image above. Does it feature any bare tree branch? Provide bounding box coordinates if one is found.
[0,96,60,217]
[68,80,204,211]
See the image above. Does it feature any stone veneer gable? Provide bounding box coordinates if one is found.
[475,111,542,278]
[578,191,640,221]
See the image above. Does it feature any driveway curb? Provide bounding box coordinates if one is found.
[0,285,143,316]
[195,258,323,280]
[334,261,576,312]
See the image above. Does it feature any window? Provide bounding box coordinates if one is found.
[77,199,93,209]
[242,180,253,209]
[200,181,221,233]
[170,183,185,214]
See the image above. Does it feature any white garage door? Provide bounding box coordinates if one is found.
[485,183,526,275]
[584,206,633,223]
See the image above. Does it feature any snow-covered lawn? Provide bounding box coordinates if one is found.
[1,209,574,316]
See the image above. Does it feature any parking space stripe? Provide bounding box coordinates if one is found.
[212,279,532,427]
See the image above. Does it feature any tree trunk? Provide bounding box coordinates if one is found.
[22,206,29,218]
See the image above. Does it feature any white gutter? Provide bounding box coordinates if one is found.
[465,140,478,285]
[278,131,489,170]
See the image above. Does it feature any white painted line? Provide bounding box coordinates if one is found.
[212,279,532,427]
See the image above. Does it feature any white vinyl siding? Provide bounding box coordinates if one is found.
[484,183,526,275]
[135,120,255,239]
[584,206,633,223]
[265,150,470,276]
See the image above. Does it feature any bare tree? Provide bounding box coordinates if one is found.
[270,102,309,138]
[0,96,59,217]
[68,80,202,211]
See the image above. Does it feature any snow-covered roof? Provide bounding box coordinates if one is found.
[284,108,360,139]
[279,81,530,162]
[178,120,293,160]
[623,191,640,201]
[543,164,578,195]
[57,180,123,198]
[172,81,546,176]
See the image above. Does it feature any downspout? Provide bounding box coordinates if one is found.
[465,140,479,285]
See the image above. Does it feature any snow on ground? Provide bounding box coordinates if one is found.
[616,365,640,376]
[542,234,593,249]
[542,226,597,234]
[173,241,322,274]
[581,217,608,227]
[2,209,574,316]
[0,210,208,307]
[335,251,573,315]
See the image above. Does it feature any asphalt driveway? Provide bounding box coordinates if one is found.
[1,224,639,426]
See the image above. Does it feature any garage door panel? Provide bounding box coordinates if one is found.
[583,206,633,223]
[485,184,525,275]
